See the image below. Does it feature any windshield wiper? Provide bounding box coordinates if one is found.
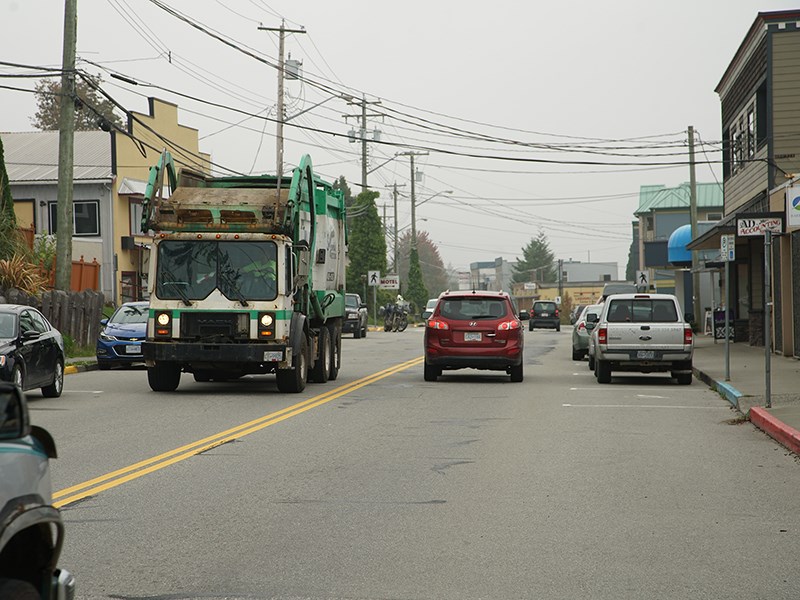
[159,266,192,306]
[218,271,249,307]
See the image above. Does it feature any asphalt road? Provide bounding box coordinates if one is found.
[27,327,800,600]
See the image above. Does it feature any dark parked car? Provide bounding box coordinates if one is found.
[343,293,368,338]
[529,300,560,331]
[0,382,75,598]
[424,290,524,382]
[96,301,149,370]
[0,305,64,397]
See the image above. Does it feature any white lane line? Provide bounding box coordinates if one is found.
[637,394,668,399]
[562,403,725,409]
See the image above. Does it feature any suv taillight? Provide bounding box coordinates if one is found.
[598,326,607,345]
[497,320,520,331]
[427,319,449,330]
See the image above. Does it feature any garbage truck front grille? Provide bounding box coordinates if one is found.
[180,312,250,341]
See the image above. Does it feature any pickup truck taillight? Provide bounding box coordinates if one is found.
[597,326,607,344]
[684,326,693,345]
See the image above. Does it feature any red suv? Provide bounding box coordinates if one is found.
[424,291,525,382]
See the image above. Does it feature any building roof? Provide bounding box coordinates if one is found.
[1,130,112,183]
[716,10,800,94]
[634,182,723,216]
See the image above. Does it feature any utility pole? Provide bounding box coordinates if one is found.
[55,0,77,292]
[688,125,702,328]
[258,21,305,181]
[343,96,382,191]
[397,151,428,251]
[391,182,406,271]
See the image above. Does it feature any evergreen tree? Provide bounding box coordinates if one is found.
[32,75,123,131]
[345,189,387,297]
[512,231,556,283]
[405,247,429,315]
[0,136,19,261]
[396,230,448,297]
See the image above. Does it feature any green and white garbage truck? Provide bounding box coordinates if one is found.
[140,151,347,393]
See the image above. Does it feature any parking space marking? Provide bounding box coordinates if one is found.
[563,403,726,409]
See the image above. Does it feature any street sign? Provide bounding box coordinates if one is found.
[636,270,649,288]
[720,234,735,262]
[367,270,380,287]
[379,275,400,290]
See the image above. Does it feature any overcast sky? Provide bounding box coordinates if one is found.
[2,0,798,278]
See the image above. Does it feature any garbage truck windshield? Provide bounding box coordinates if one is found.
[156,240,278,301]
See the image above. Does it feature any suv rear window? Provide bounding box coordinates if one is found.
[607,299,678,323]
[534,302,557,313]
[439,298,508,320]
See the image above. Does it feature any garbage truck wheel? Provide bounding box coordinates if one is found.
[277,336,308,393]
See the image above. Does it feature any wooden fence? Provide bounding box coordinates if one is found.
[0,287,105,348]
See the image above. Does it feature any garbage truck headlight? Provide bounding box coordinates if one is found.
[260,314,274,327]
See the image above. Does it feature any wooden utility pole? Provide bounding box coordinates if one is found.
[258,21,305,180]
[688,125,701,327]
[391,182,405,271]
[397,151,428,252]
[55,0,77,291]
[343,96,382,191]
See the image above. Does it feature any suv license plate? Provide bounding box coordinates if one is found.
[464,332,482,342]
[637,350,655,359]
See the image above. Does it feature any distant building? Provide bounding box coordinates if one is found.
[468,258,514,291]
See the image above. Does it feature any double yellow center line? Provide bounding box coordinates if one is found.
[54,356,423,508]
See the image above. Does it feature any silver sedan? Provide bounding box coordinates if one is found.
[571,304,602,361]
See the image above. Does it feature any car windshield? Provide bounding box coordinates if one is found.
[345,295,359,308]
[426,299,437,309]
[439,298,507,319]
[157,240,278,301]
[0,313,16,338]
[110,305,148,325]
[607,299,678,323]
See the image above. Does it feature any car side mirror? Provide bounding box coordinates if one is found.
[360,304,367,309]
[100,318,108,326]
[685,313,694,324]
[21,330,39,341]
[0,383,30,440]
[586,314,599,323]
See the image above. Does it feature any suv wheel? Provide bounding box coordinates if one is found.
[423,362,441,382]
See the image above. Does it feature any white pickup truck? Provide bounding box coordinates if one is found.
[588,293,693,385]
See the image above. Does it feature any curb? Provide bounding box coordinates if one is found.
[749,407,800,455]
[64,363,98,375]
[693,366,742,408]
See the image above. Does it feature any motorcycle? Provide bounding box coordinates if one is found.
[382,302,409,332]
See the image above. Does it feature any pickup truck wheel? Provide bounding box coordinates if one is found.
[510,363,523,382]
[675,372,693,385]
[276,337,308,393]
[596,360,611,384]
[0,578,40,600]
[361,322,368,338]
[309,327,330,383]
[354,323,362,339]
[148,363,181,392]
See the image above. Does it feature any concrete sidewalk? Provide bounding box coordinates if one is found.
[692,334,800,455]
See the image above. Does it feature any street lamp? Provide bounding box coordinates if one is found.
[411,190,452,251]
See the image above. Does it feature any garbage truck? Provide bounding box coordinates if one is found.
[140,151,347,393]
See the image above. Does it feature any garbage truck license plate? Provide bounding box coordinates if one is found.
[264,351,283,362]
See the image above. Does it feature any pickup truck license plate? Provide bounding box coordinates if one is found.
[637,350,655,359]
[464,332,482,342]
[125,344,142,354]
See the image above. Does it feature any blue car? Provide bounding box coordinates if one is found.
[96,301,149,370]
